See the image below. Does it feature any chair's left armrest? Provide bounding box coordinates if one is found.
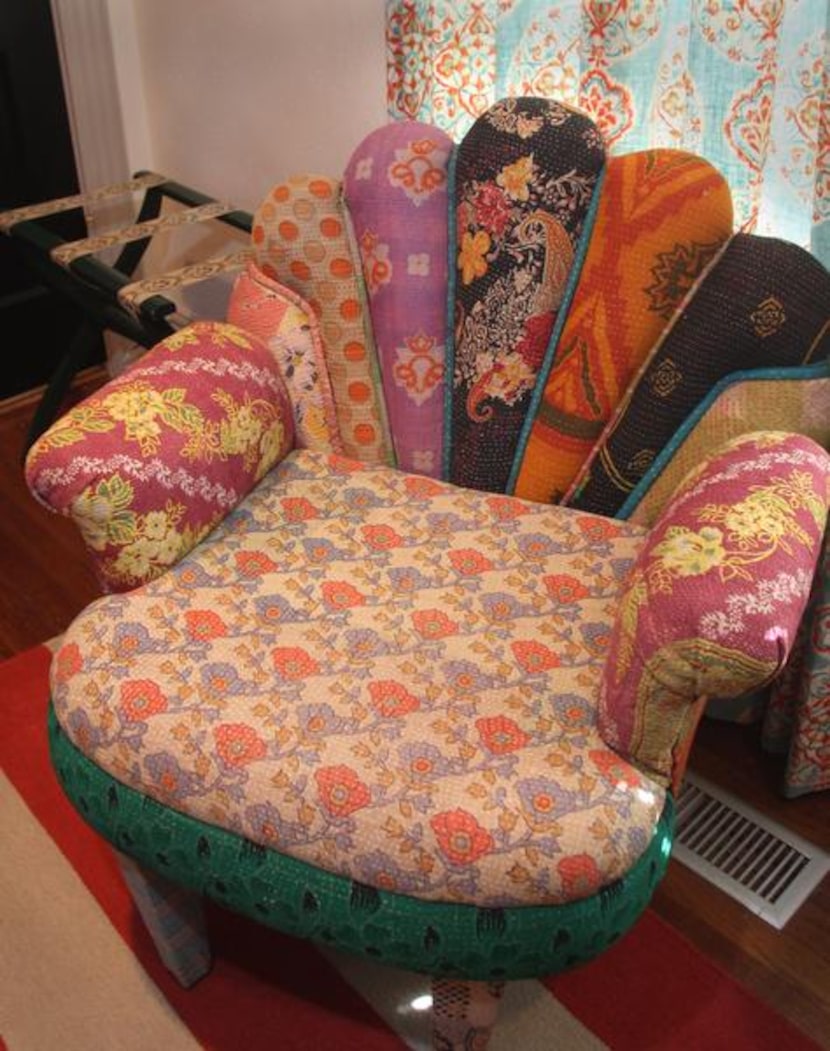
[600,431,830,789]
[25,320,295,593]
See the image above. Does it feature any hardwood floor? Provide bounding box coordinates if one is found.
[2,380,829,1047]
[0,375,101,656]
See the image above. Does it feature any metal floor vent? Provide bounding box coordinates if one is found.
[674,772,830,929]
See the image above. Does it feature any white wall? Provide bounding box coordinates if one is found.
[52,0,388,331]
[127,0,389,211]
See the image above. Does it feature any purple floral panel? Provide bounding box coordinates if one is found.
[344,122,453,477]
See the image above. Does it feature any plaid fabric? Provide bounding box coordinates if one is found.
[446,97,605,493]
[512,149,733,504]
[567,233,830,516]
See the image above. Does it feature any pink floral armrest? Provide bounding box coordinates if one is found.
[599,431,830,790]
[25,321,295,593]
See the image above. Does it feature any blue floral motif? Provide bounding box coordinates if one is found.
[517,775,579,824]
[144,751,202,801]
[200,662,246,700]
[254,593,309,626]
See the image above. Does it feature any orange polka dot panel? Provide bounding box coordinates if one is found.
[252,175,393,465]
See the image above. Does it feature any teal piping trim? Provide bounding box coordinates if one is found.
[442,143,460,481]
[618,359,830,520]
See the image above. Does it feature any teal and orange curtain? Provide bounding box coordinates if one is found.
[386,0,829,267]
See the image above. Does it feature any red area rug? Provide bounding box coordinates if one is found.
[1,644,821,1050]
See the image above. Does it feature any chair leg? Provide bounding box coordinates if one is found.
[116,852,212,987]
[22,320,101,458]
[431,977,506,1050]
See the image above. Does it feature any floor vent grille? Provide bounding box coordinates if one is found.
[673,772,830,929]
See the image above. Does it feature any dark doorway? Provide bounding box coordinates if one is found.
[0,1,104,399]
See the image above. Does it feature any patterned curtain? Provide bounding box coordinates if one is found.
[386,0,829,267]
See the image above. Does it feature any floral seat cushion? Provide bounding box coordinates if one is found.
[52,449,665,909]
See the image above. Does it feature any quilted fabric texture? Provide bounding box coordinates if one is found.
[600,432,830,788]
[25,321,294,593]
[252,175,393,465]
[50,448,669,909]
[227,261,341,453]
[512,149,733,503]
[447,97,606,494]
[49,708,673,981]
[763,525,830,798]
[625,368,830,528]
[568,234,830,515]
[344,121,453,477]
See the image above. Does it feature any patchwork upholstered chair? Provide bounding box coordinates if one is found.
[25,97,830,1047]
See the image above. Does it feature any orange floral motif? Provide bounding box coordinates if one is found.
[119,679,167,722]
[388,137,448,204]
[557,853,602,897]
[280,497,319,522]
[590,749,644,789]
[579,70,634,146]
[214,723,267,767]
[321,581,367,609]
[496,154,535,201]
[412,608,460,639]
[449,548,493,575]
[359,229,393,294]
[543,574,590,603]
[403,475,446,498]
[315,764,372,817]
[458,229,491,284]
[368,680,421,718]
[511,639,561,674]
[431,808,494,866]
[577,517,621,543]
[362,524,404,550]
[235,551,279,578]
[272,646,320,680]
[475,715,530,754]
[392,332,445,406]
[54,642,83,684]
[485,495,531,520]
[185,609,228,641]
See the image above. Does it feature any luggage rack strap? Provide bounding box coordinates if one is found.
[0,172,168,234]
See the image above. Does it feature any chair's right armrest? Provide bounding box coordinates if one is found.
[599,431,830,790]
[25,320,295,592]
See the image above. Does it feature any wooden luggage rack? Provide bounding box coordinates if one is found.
[0,172,253,451]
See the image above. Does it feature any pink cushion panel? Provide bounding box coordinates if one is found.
[599,431,830,787]
[227,261,342,453]
[25,321,295,593]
